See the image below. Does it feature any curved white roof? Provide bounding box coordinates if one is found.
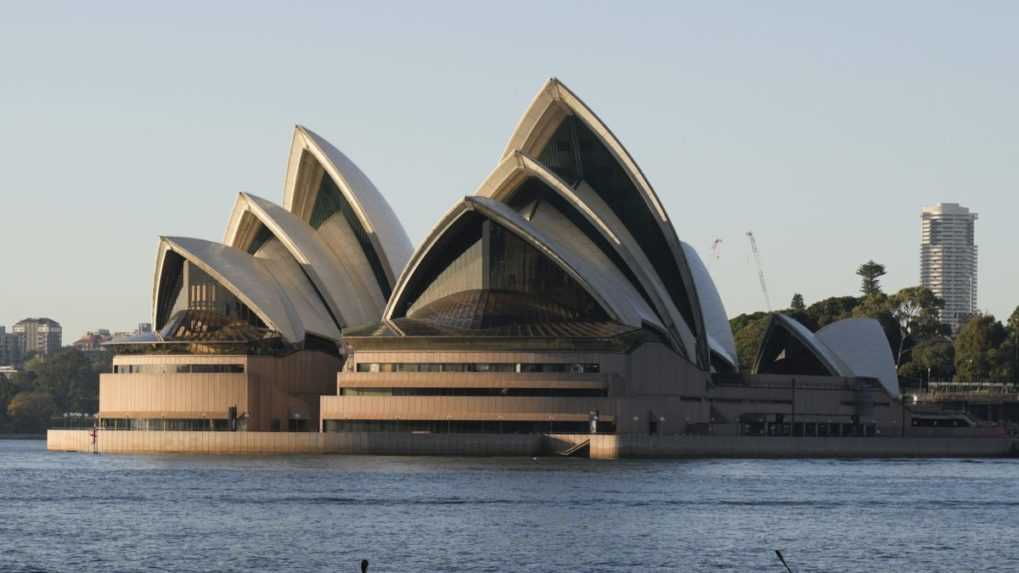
[251,240,342,341]
[500,78,709,367]
[385,196,664,333]
[755,314,853,377]
[223,192,384,329]
[681,242,738,369]
[474,151,695,356]
[817,319,900,397]
[153,237,304,343]
[282,125,413,292]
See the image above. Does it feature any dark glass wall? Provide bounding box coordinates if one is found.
[485,221,602,319]
[307,161,392,298]
[157,259,268,337]
[536,116,699,336]
[398,214,610,330]
[506,177,657,315]
[246,223,274,255]
[755,324,833,377]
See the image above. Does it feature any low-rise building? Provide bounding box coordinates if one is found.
[73,329,113,352]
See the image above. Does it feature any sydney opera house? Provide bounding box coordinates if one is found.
[50,79,1010,457]
[95,125,412,432]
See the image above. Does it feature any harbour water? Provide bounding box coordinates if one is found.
[2,440,1017,572]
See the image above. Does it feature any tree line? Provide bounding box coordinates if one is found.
[0,349,108,434]
[730,260,1019,384]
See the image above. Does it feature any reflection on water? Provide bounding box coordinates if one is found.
[1,440,1017,572]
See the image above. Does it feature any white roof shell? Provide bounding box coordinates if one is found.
[282,125,413,293]
[817,319,900,398]
[385,196,665,333]
[500,78,709,366]
[223,192,383,329]
[756,314,853,377]
[474,152,694,355]
[153,237,305,343]
[757,315,900,397]
[681,242,738,369]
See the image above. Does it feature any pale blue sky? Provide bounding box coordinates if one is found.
[1,1,1016,341]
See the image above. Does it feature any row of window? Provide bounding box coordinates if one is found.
[354,362,600,374]
[113,364,245,374]
[911,417,973,428]
[339,387,608,397]
[741,421,879,438]
[100,418,240,431]
[99,418,313,432]
[322,419,615,434]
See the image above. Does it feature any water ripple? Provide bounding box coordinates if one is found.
[2,439,1018,573]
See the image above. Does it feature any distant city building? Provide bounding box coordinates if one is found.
[12,318,62,356]
[0,326,22,365]
[110,323,155,343]
[921,203,978,333]
[73,329,113,352]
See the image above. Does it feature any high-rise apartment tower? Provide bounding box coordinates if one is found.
[921,203,978,332]
[12,317,63,356]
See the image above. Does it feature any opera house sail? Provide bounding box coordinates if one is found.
[100,126,412,432]
[54,79,1008,458]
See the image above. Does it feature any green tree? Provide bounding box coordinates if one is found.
[784,310,818,332]
[1008,307,1019,383]
[730,314,771,371]
[856,260,887,296]
[890,286,947,366]
[988,341,1017,383]
[7,391,57,434]
[729,312,770,336]
[790,293,806,312]
[806,296,859,329]
[23,348,100,414]
[910,339,956,381]
[0,370,34,432]
[1008,306,1019,335]
[955,315,1008,382]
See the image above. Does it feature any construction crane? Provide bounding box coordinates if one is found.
[746,231,773,312]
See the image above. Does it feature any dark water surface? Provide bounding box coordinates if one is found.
[2,440,1017,572]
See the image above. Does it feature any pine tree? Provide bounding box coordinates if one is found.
[856,260,887,296]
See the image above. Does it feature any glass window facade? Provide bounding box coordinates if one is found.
[155,251,186,328]
[100,418,234,431]
[338,387,607,397]
[154,256,271,341]
[755,325,833,377]
[354,362,600,374]
[398,214,614,333]
[505,177,657,315]
[113,364,245,374]
[739,419,878,438]
[246,223,275,255]
[308,165,392,298]
[322,420,614,435]
[536,116,699,336]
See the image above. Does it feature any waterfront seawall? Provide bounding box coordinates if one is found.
[583,434,1015,459]
[47,429,542,456]
[48,430,1014,458]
